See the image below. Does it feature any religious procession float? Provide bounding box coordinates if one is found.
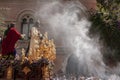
[0,27,56,80]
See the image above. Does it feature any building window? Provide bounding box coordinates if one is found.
[21,15,34,39]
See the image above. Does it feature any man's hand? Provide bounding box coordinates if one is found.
[21,34,26,39]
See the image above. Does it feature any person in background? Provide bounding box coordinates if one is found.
[3,24,10,38]
[1,23,25,59]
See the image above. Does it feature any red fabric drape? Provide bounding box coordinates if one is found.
[1,27,21,55]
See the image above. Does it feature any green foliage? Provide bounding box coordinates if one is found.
[89,0,120,64]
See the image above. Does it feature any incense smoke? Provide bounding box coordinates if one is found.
[36,0,120,79]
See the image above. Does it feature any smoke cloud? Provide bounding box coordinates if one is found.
[35,0,120,79]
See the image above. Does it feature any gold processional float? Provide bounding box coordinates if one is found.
[0,27,56,80]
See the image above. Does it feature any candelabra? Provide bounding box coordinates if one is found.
[21,32,56,79]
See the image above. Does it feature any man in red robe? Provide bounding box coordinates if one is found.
[1,23,22,58]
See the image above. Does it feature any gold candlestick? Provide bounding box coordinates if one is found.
[21,48,25,62]
[7,66,13,80]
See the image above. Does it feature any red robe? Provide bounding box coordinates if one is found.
[2,27,21,55]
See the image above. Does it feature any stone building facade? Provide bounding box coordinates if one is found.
[0,0,96,73]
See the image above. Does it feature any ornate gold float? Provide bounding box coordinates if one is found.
[0,30,56,80]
